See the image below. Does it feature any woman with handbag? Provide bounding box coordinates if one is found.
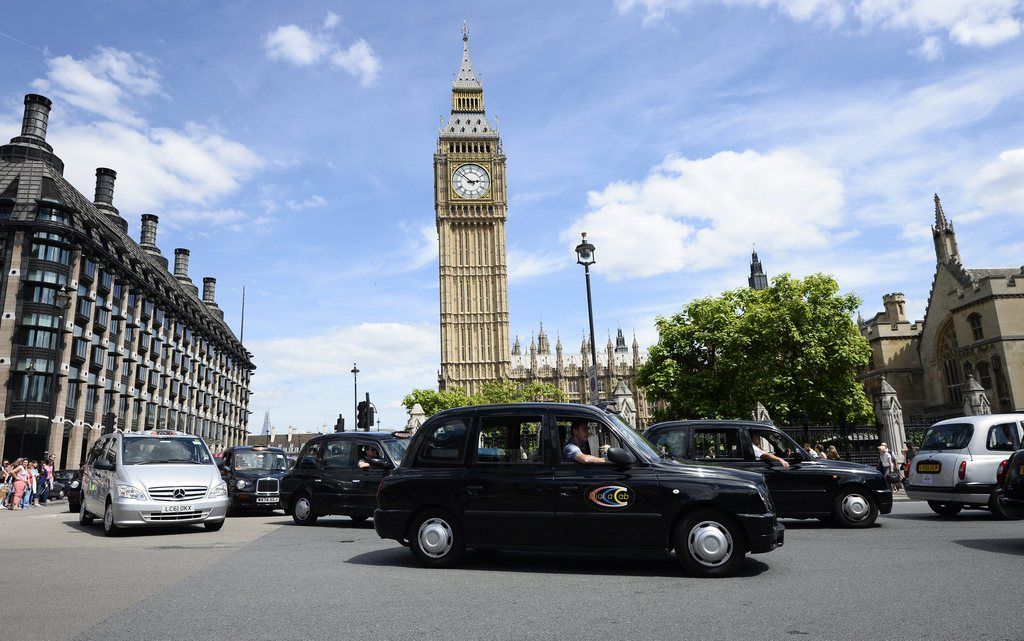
[878,444,900,492]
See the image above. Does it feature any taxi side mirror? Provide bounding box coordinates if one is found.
[367,457,389,470]
[606,447,635,468]
[298,456,318,470]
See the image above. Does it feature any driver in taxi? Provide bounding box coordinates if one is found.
[751,434,790,470]
[563,420,608,464]
[357,445,380,470]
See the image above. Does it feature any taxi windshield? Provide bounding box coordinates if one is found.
[606,414,661,462]
[234,450,288,471]
[382,439,409,465]
[122,437,213,465]
[920,423,973,450]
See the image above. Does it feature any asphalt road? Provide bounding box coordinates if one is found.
[2,500,1021,641]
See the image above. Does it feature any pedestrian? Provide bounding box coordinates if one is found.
[10,459,29,511]
[35,459,50,505]
[902,445,919,481]
[878,443,900,492]
[24,461,38,508]
[814,443,827,459]
[0,460,11,509]
[826,445,840,460]
[804,442,819,458]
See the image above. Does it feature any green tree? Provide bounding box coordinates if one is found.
[401,380,566,417]
[637,273,873,426]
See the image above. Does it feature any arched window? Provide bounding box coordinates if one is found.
[977,362,993,390]
[963,361,974,379]
[968,313,983,341]
[938,321,962,408]
[992,355,1010,408]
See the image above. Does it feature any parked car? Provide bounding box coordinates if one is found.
[79,429,229,535]
[219,445,290,513]
[374,403,784,577]
[644,420,893,528]
[60,469,83,512]
[995,448,1024,519]
[905,415,1024,518]
[281,431,411,525]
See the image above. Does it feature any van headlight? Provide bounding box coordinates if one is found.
[235,479,248,490]
[209,481,227,498]
[116,484,146,500]
[70,480,80,489]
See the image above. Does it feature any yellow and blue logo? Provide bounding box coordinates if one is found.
[588,485,631,509]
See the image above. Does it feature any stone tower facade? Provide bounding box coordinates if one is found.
[435,26,511,394]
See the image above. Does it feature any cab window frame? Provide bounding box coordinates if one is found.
[470,414,546,466]
[691,425,745,462]
[554,415,627,466]
[415,417,473,467]
[297,439,323,469]
[322,438,355,470]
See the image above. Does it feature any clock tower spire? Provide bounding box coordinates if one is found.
[435,24,510,394]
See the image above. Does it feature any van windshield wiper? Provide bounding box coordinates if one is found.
[137,459,201,465]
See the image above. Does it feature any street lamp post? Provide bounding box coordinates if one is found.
[20,362,37,457]
[350,363,359,432]
[574,232,599,404]
[48,285,72,450]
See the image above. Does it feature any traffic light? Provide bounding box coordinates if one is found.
[102,412,116,434]
[357,401,368,430]
[365,403,375,430]
[334,414,345,432]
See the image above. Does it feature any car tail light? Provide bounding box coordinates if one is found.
[958,460,967,481]
[997,459,1008,485]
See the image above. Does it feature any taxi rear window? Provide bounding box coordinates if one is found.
[418,420,469,463]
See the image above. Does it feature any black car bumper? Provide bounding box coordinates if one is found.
[739,513,785,553]
[875,489,893,515]
[995,489,1024,519]
[231,493,282,510]
[374,508,412,542]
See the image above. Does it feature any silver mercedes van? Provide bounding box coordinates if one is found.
[79,429,229,535]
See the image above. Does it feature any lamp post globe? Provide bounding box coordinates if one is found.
[575,232,596,266]
[350,363,360,432]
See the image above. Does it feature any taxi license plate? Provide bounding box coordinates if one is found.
[917,462,941,474]
[161,504,194,513]
[256,497,278,504]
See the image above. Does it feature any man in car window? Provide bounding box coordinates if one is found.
[563,420,608,464]
[751,434,790,470]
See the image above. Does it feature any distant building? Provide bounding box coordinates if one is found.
[860,195,1024,420]
[0,94,254,466]
[247,426,319,456]
[748,249,768,290]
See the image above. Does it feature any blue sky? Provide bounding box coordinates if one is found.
[3,1,1024,432]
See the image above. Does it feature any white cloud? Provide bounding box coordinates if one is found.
[263,15,381,86]
[618,0,1024,47]
[561,149,845,280]
[31,47,161,126]
[285,194,327,210]
[968,147,1024,214]
[911,35,943,60]
[508,248,564,281]
[249,322,439,429]
[263,24,331,66]
[51,120,263,216]
[330,39,381,87]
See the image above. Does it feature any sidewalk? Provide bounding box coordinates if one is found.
[892,489,917,502]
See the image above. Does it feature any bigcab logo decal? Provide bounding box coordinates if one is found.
[587,485,632,509]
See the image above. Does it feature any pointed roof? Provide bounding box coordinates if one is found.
[454,22,482,90]
[933,193,950,230]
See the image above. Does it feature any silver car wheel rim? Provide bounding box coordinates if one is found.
[80,499,87,519]
[295,497,311,521]
[842,494,870,521]
[104,504,113,530]
[418,517,453,559]
[687,521,734,567]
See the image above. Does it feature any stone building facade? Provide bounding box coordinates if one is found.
[0,94,254,467]
[509,325,651,428]
[432,28,649,425]
[859,195,1024,420]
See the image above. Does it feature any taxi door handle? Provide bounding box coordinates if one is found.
[351,479,361,484]
[559,485,580,496]
[464,485,483,496]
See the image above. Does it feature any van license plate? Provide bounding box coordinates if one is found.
[256,497,278,504]
[917,462,941,473]
[161,504,194,513]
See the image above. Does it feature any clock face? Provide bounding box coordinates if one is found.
[452,164,490,199]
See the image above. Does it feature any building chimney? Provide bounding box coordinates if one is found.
[202,277,217,305]
[20,94,52,142]
[140,214,159,249]
[174,248,190,279]
[94,168,116,207]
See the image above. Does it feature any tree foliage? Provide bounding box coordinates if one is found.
[636,273,874,426]
[402,380,567,417]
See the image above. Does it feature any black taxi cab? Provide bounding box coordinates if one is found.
[995,448,1024,519]
[219,445,290,513]
[373,403,784,577]
[280,431,410,525]
[644,420,893,527]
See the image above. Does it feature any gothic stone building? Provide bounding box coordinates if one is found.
[859,195,1024,420]
[433,29,650,426]
[0,94,254,466]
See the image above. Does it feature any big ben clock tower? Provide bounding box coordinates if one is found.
[435,24,511,394]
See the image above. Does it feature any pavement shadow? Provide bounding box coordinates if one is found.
[346,545,769,578]
[885,511,996,522]
[291,517,375,529]
[779,519,881,530]
[64,519,211,538]
[954,538,1024,557]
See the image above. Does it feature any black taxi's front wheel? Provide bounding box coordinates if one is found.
[409,509,465,568]
[674,510,746,578]
[291,494,318,526]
